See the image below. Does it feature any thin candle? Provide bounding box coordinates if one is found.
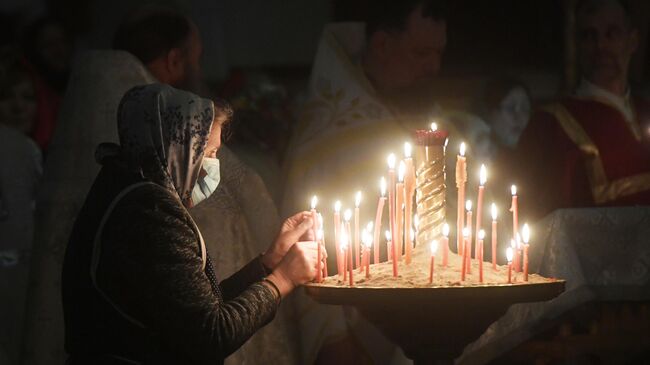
[442,223,450,267]
[344,209,353,286]
[360,222,373,273]
[522,223,530,281]
[318,213,328,278]
[429,240,438,284]
[362,227,373,278]
[456,143,467,255]
[465,200,473,274]
[491,203,498,271]
[340,228,348,282]
[311,196,321,282]
[461,227,470,281]
[475,165,487,259]
[506,247,514,284]
[316,229,324,282]
[403,142,416,265]
[373,177,387,264]
[387,154,398,276]
[385,230,392,261]
[354,191,362,269]
[334,201,342,276]
[395,161,406,262]
[510,185,519,247]
[478,230,485,283]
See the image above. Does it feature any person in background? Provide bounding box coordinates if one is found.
[113,6,202,94]
[0,47,43,365]
[514,0,650,221]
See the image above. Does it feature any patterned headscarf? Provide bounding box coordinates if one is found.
[115,83,214,206]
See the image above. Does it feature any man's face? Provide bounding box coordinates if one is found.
[577,3,638,86]
[489,87,531,148]
[379,8,447,94]
[0,77,37,134]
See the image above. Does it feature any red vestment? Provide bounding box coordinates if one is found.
[514,95,650,220]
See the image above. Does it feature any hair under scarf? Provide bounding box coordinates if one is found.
[112,83,214,207]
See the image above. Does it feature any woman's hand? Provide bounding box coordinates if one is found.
[262,211,315,269]
[266,240,325,297]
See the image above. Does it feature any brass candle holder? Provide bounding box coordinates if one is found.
[414,129,448,247]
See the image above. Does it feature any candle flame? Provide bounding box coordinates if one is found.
[522,224,530,244]
[385,230,391,242]
[442,223,450,237]
[430,122,438,131]
[355,191,362,207]
[344,209,352,222]
[462,227,470,238]
[316,229,324,240]
[491,203,497,220]
[466,200,473,211]
[480,164,487,185]
[334,200,341,212]
[459,142,466,157]
[340,229,349,249]
[318,213,324,227]
[387,153,396,169]
[506,247,514,262]
[310,195,318,209]
[366,221,374,232]
[398,160,406,182]
[510,239,516,248]
[511,184,517,196]
[380,177,387,197]
[515,233,522,248]
[431,240,439,254]
[414,214,419,230]
[410,228,415,242]
[404,142,412,158]
[478,229,486,240]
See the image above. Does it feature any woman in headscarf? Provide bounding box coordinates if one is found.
[61,83,322,364]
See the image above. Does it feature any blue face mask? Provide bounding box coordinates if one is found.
[191,157,221,206]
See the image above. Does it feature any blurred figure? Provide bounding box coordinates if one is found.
[113,6,202,93]
[23,17,73,150]
[514,0,650,221]
[282,1,447,364]
[0,48,43,365]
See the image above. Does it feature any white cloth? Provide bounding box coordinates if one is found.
[575,78,635,123]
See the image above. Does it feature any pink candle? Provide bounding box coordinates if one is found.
[387,154,398,277]
[354,191,361,269]
[442,223,450,267]
[362,227,372,278]
[403,142,416,265]
[475,165,486,259]
[334,201,342,276]
[478,230,485,283]
[385,230,392,261]
[491,203,498,271]
[466,200,473,274]
[456,143,467,256]
[461,228,469,281]
[514,234,522,272]
[396,161,406,261]
[373,177,387,264]
[318,213,328,278]
[510,185,519,247]
[522,223,530,281]
[344,210,353,286]
[507,247,514,284]
[429,240,438,284]
[310,196,321,283]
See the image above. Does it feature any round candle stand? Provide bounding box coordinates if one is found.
[305,280,565,364]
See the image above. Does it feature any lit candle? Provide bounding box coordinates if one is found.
[340,228,348,282]
[429,240,438,284]
[354,191,362,269]
[465,200,473,274]
[311,196,321,283]
[510,239,518,280]
[491,203,498,271]
[431,121,438,131]
[362,226,373,278]
[522,223,530,282]
[514,233,522,272]
[318,213,328,278]
[475,165,487,259]
[373,177,386,264]
[506,247,514,284]
[395,161,406,262]
[442,223,450,267]
[456,143,467,256]
[316,229,324,282]
[344,209,353,286]
[403,142,416,265]
[385,230,392,261]
[334,201,342,276]
[478,230,485,283]
[360,222,373,274]
[387,154,398,277]
[461,227,470,281]
[510,185,519,249]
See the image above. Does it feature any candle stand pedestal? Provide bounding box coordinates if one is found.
[305,281,564,364]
